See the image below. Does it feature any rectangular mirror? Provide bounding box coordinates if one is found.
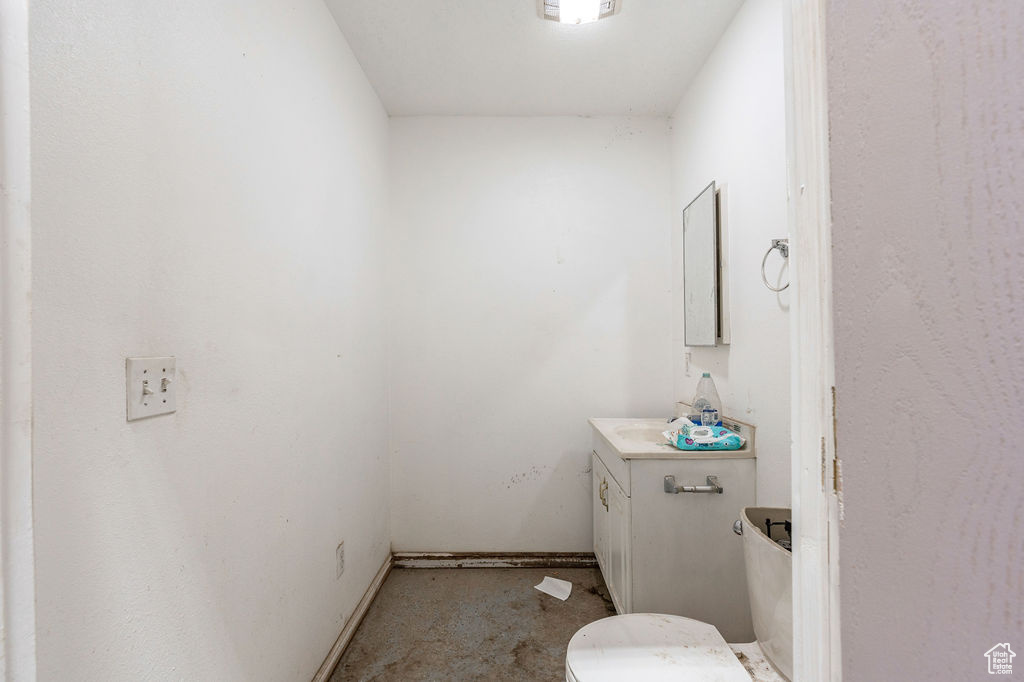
[683,181,719,346]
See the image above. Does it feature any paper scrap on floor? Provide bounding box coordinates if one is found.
[534,576,572,601]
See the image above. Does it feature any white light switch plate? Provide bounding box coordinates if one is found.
[126,356,176,421]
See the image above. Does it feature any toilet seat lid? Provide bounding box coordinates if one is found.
[565,614,750,682]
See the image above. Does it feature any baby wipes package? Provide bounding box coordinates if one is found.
[662,418,745,451]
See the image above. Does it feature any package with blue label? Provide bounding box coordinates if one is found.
[662,417,745,451]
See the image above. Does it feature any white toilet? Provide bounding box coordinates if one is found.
[565,507,792,682]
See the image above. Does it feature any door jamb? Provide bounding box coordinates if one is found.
[784,0,842,680]
[0,0,37,678]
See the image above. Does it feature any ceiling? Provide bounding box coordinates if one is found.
[324,0,745,116]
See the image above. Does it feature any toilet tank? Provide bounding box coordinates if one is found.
[741,507,793,681]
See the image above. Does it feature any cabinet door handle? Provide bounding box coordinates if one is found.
[599,479,609,510]
[663,475,723,494]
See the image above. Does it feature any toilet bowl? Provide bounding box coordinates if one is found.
[565,507,792,681]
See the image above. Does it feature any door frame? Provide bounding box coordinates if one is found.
[0,2,842,680]
[0,0,37,679]
[784,0,842,680]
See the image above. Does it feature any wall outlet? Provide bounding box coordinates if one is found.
[336,542,345,579]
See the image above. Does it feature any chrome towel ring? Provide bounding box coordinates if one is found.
[761,238,790,292]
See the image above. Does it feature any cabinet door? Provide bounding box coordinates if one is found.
[629,458,756,642]
[605,473,632,614]
[591,453,610,577]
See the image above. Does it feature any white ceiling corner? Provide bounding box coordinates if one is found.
[324,0,745,116]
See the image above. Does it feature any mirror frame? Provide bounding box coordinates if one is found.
[682,181,719,346]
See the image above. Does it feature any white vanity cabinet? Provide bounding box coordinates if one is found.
[589,416,757,642]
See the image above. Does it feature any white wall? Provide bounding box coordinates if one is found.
[827,1,1024,678]
[30,1,390,680]
[388,117,673,551]
[670,0,790,505]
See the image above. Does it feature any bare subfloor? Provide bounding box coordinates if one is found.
[331,567,616,681]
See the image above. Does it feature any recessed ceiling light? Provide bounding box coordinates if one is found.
[538,0,621,25]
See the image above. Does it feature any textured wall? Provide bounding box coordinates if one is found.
[388,116,674,551]
[670,0,790,505]
[30,1,390,679]
[828,1,1024,678]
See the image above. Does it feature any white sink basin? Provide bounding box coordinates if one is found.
[587,417,678,457]
[613,423,668,444]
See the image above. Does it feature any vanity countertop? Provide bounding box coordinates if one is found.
[589,417,755,460]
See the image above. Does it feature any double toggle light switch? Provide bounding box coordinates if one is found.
[126,356,177,421]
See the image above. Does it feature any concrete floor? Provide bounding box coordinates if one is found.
[331,567,616,681]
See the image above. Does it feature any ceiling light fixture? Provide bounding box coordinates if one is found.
[538,0,621,25]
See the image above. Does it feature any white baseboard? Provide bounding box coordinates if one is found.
[311,555,393,682]
[392,552,597,569]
